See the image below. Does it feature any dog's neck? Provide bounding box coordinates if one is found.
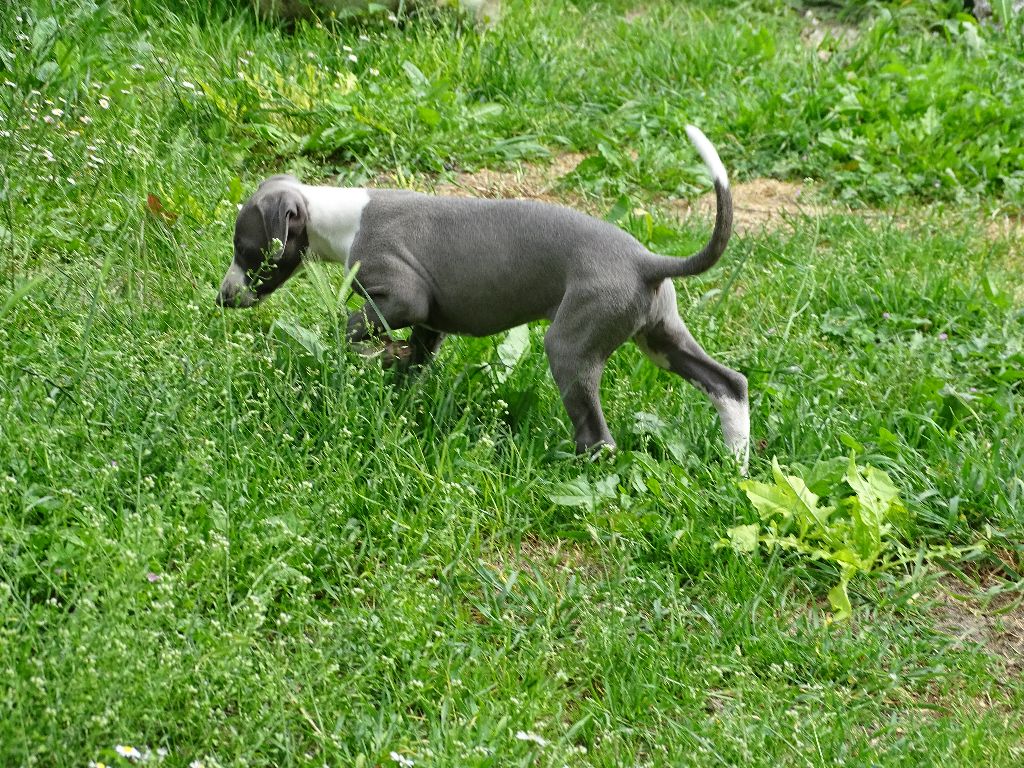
[298,185,371,268]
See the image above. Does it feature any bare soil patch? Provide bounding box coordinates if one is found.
[930,575,1024,675]
[671,178,835,235]
[490,534,604,581]
[799,10,860,61]
[373,151,597,211]
[376,157,1022,260]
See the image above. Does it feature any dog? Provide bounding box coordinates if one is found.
[217,126,749,472]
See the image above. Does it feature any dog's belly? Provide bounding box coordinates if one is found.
[426,289,558,337]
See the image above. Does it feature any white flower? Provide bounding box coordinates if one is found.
[50,108,63,117]
[389,752,414,768]
[98,96,110,109]
[347,54,357,63]
[515,731,549,747]
[189,761,205,768]
[80,115,92,124]
[180,81,195,89]
[115,744,142,760]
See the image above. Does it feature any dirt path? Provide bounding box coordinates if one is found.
[375,154,1022,257]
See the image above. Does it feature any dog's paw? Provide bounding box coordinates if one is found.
[380,339,414,368]
[354,335,413,368]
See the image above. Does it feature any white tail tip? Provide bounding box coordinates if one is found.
[685,124,729,190]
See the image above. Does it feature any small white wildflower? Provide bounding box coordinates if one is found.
[189,761,204,768]
[115,745,142,760]
[515,731,549,747]
[389,752,414,768]
[368,68,380,76]
[180,80,195,89]
[347,54,357,63]
[98,96,110,109]
[79,115,92,124]
[50,108,63,117]
[359,34,370,41]
[131,63,144,71]
[67,177,76,185]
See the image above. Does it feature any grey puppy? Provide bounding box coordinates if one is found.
[218,126,748,472]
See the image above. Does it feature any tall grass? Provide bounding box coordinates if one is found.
[2,1,1022,766]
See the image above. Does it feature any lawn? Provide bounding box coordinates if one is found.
[1,0,1022,766]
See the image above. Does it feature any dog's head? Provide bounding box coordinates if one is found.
[217,175,309,308]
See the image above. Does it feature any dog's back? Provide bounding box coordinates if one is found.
[351,190,649,336]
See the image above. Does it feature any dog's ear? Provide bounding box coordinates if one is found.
[256,189,306,262]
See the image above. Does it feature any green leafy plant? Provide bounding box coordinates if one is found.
[725,456,907,620]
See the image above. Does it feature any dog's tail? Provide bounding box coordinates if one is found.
[641,125,733,281]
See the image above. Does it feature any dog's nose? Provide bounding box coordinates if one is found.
[216,286,257,309]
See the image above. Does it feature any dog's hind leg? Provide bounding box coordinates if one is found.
[545,293,637,453]
[636,281,749,473]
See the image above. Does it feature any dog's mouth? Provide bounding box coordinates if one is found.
[216,286,260,308]
[216,260,262,308]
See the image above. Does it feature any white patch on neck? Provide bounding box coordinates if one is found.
[299,186,371,268]
[710,393,750,475]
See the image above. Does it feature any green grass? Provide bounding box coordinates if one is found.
[2,0,1023,766]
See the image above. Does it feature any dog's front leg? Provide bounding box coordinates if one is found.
[375,327,445,372]
[405,326,446,369]
[346,293,434,372]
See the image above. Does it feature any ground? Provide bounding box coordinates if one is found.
[1,1,1023,766]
